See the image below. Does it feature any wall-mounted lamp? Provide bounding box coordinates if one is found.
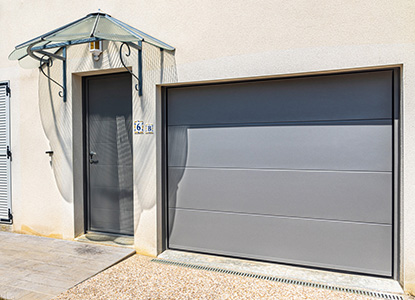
[90,41,103,61]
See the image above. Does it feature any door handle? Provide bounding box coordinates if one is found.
[89,151,99,164]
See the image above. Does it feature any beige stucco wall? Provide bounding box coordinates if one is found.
[0,0,414,294]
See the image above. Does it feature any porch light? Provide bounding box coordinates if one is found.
[90,40,102,61]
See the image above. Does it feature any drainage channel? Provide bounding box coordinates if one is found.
[151,259,404,300]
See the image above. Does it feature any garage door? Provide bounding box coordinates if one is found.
[166,70,394,276]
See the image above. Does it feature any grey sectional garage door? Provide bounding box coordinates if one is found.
[166,70,394,276]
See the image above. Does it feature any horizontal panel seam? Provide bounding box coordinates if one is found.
[167,118,393,128]
[169,207,392,226]
[168,166,393,173]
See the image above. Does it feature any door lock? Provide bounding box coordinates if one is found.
[89,151,98,164]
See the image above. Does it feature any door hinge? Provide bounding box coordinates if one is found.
[6,86,11,97]
[8,209,12,221]
[7,146,11,160]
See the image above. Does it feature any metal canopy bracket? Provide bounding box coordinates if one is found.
[38,47,67,102]
[9,11,175,102]
[62,47,67,102]
[120,42,143,96]
[138,43,143,96]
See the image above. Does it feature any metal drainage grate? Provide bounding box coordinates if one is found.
[151,259,404,300]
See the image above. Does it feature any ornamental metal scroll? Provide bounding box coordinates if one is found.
[119,42,143,96]
[38,48,67,102]
[39,55,65,99]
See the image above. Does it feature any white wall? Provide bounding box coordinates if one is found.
[0,0,414,294]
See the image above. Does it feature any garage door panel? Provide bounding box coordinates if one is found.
[167,71,392,126]
[168,168,392,224]
[168,208,392,276]
[166,70,395,277]
[169,124,392,171]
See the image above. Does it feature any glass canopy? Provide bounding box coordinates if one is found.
[8,11,175,69]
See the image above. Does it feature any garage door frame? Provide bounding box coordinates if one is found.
[158,67,401,279]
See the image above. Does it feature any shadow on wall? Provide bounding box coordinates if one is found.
[133,43,179,235]
[39,42,133,203]
[37,41,180,232]
[38,55,73,203]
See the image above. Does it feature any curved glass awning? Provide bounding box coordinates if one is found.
[8,11,175,69]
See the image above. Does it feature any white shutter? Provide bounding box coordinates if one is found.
[0,82,11,223]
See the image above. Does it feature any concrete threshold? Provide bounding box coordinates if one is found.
[75,232,134,249]
[158,250,403,295]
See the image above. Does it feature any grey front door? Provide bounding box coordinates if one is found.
[85,73,133,235]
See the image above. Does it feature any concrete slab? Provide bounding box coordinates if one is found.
[159,250,404,295]
[0,231,135,300]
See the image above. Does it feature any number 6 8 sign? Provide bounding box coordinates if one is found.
[134,121,154,134]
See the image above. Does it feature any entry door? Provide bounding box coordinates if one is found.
[85,73,133,235]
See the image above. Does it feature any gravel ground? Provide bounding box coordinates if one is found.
[54,255,390,300]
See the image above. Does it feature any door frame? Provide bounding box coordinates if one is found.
[81,71,132,235]
[160,67,401,280]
